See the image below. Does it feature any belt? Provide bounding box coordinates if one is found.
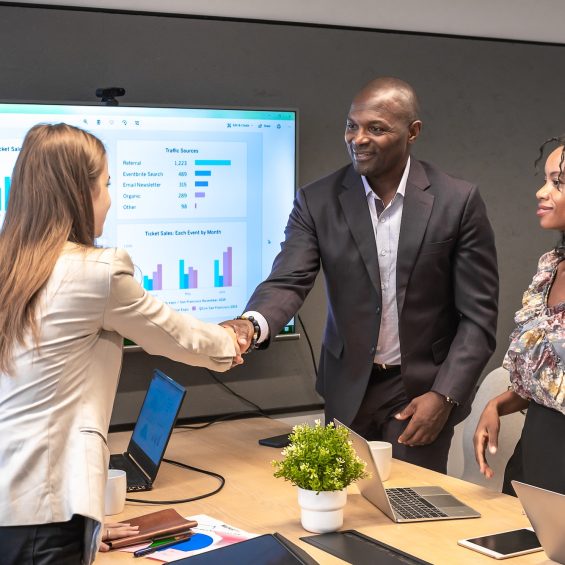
[372,363,401,372]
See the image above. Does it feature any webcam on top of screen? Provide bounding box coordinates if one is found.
[95,87,126,106]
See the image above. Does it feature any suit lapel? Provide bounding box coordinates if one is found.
[338,166,381,294]
[397,160,434,317]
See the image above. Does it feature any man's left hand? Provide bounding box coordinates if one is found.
[394,391,453,446]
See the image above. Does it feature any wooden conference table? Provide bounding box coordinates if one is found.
[96,418,555,565]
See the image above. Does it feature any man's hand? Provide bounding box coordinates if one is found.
[219,318,255,354]
[394,391,453,446]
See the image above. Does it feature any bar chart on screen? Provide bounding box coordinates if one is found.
[0,140,21,226]
[116,139,247,220]
[117,221,247,321]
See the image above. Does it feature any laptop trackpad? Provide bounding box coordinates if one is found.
[424,494,466,508]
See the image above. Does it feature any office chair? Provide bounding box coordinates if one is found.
[447,367,525,492]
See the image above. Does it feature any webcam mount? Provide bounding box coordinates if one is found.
[95,87,126,106]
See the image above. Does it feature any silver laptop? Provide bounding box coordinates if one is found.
[512,481,565,564]
[334,419,480,522]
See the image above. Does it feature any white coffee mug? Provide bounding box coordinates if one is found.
[368,441,393,481]
[104,469,127,515]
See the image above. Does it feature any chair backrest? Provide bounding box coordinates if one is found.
[447,367,525,491]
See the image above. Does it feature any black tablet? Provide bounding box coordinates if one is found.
[171,533,318,564]
[301,530,432,565]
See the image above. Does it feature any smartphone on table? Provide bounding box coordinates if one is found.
[258,433,291,448]
[458,528,542,559]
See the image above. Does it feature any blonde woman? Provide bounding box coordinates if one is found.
[0,124,242,564]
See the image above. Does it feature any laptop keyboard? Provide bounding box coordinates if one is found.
[109,454,151,492]
[386,487,448,519]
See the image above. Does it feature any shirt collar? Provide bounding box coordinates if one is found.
[361,155,411,201]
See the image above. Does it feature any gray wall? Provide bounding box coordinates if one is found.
[0,5,561,424]
[13,0,565,44]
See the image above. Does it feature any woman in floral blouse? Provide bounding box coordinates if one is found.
[474,136,565,495]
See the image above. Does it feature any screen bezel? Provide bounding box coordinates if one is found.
[0,98,299,341]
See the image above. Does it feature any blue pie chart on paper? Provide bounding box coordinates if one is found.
[158,533,214,552]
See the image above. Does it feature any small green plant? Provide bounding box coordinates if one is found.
[272,420,369,492]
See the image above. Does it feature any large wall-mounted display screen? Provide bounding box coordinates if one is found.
[0,103,297,333]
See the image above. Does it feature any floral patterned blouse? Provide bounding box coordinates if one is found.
[504,250,565,415]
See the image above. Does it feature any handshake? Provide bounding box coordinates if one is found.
[219,316,260,368]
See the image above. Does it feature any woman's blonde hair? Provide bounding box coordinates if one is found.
[0,123,106,373]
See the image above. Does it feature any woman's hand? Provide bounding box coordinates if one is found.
[473,400,502,478]
[473,390,529,479]
[99,522,140,552]
[220,323,246,367]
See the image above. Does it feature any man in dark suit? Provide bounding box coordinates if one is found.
[226,77,498,472]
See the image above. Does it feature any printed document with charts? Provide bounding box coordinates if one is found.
[118,514,257,561]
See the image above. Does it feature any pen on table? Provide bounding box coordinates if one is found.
[133,533,193,558]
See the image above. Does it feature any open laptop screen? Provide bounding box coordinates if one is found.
[129,369,186,478]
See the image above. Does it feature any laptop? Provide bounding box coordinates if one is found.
[334,419,480,522]
[110,369,186,492]
[512,481,565,564]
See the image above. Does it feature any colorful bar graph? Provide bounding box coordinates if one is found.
[194,160,231,166]
[223,246,232,286]
[214,260,223,287]
[214,246,233,287]
[179,259,198,289]
[3,177,10,211]
[143,264,162,291]
[189,267,198,288]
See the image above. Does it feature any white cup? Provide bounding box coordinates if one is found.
[368,441,393,481]
[104,469,127,515]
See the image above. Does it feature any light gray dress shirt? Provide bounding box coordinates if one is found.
[250,158,411,365]
[362,156,410,365]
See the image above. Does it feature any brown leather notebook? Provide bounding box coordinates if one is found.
[109,508,197,549]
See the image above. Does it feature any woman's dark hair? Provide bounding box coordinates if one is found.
[535,135,565,257]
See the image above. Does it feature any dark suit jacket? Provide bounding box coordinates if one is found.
[247,159,498,425]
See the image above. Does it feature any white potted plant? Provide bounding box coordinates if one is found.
[272,420,368,533]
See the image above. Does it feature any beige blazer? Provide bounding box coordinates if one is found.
[0,244,235,560]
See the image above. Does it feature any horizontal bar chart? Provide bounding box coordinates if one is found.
[194,159,231,166]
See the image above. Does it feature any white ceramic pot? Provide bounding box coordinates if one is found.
[297,487,347,533]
